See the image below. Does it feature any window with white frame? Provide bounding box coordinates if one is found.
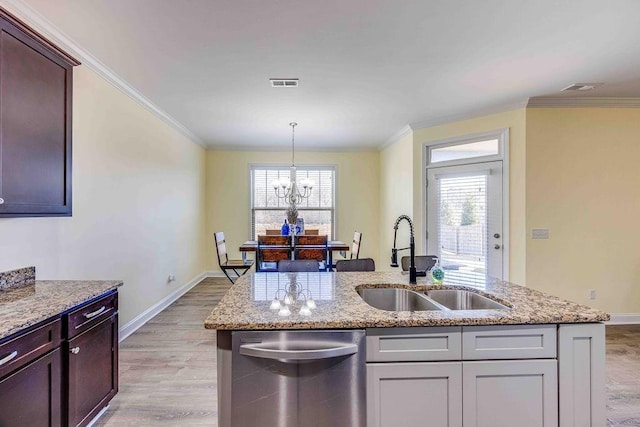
[250,165,335,239]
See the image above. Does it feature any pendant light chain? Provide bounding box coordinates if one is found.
[290,122,297,167]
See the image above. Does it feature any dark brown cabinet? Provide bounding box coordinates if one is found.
[66,314,118,427]
[0,323,62,427]
[0,291,118,427]
[0,7,79,217]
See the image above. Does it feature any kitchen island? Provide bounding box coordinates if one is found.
[206,271,609,427]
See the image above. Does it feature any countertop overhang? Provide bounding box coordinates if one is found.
[0,280,123,341]
[204,271,610,330]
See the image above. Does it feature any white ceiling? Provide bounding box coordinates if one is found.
[15,0,640,150]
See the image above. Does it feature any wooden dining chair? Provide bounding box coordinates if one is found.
[335,258,375,272]
[304,229,320,235]
[277,260,320,272]
[265,229,281,235]
[257,235,291,272]
[294,235,328,271]
[214,231,254,283]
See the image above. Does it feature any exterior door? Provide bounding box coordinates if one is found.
[427,161,504,280]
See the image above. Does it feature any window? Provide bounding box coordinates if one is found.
[429,138,500,165]
[250,165,335,239]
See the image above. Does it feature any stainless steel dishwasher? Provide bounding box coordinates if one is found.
[217,329,366,427]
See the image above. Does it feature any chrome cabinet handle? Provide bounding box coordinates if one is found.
[240,341,358,362]
[84,306,106,319]
[0,197,4,205]
[70,347,80,354]
[0,351,18,366]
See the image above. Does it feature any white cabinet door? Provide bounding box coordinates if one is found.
[463,360,558,427]
[367,362,462,427]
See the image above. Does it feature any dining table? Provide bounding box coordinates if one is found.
[239,238,350,271]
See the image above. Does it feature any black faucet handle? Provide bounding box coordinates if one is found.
[390,248,398,267]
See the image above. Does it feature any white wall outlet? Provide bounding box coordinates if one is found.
[588,289,597,300]
[168,274,176,283]
[531,228,549,239]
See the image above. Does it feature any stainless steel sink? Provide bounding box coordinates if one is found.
[425,289,509,310]
[357,288,443,311]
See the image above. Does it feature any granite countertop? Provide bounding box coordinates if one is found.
[0,279,123,341]
[204,271,609,330]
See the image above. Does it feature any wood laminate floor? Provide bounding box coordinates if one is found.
[96,277,640,426]
[95,277,231,426]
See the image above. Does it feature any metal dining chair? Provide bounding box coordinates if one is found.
[214,231,254,283]
[277,260,321,272]
[294,235,328,271]
[257,235,291,272]
[332,231,363,270]
[401,255,438,273]
[335,258,375,272]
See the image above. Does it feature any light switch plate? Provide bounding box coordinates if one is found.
[532,228,549,239]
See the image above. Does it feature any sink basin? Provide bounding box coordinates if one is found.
[358,288,442,311]
[425,289,509,310]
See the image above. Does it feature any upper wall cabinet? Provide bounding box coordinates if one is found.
[0,8,79,217]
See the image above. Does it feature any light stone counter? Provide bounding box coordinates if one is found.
[0,279,123,340]
[204,271,609,330]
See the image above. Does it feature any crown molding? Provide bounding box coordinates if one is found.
[409,99,529,131]
[0,0,205,148]
[207,143,379,153]
[527,96,640,108]
[377,125,412,150]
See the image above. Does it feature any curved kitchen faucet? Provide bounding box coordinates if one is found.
[390,215,417,284]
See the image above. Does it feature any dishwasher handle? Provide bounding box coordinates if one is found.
[239,341,358,362]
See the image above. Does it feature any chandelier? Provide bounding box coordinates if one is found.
[271,122,314,207]
[269,274,317,317]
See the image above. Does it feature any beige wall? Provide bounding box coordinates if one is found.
[526,108,640,313]
[206,150,381,268]
[411,109,527,285]
[0,66,208,327]
[379,132,414,270]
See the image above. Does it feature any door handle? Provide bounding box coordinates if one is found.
[494,244,501,250]
[240,341,358,362]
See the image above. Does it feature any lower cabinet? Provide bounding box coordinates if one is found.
[367,360,557,427]
[66,313,118,427]
[0,290,118,427]
[366,325,568,427]
[367,362,462,427]
[0,348,62,427]
[462,360,558,427]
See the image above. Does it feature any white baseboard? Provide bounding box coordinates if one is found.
[606,313,640,325]
[203,270,225,277]
[118,270,224,342]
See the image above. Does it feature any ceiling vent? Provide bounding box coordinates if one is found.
[270,78,299,88]
[561,82,603,92]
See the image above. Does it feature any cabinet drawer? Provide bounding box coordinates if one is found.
[0,318,61,378]
[366,327,461,362]
[462,325,557,360]
[66,292,117,338]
